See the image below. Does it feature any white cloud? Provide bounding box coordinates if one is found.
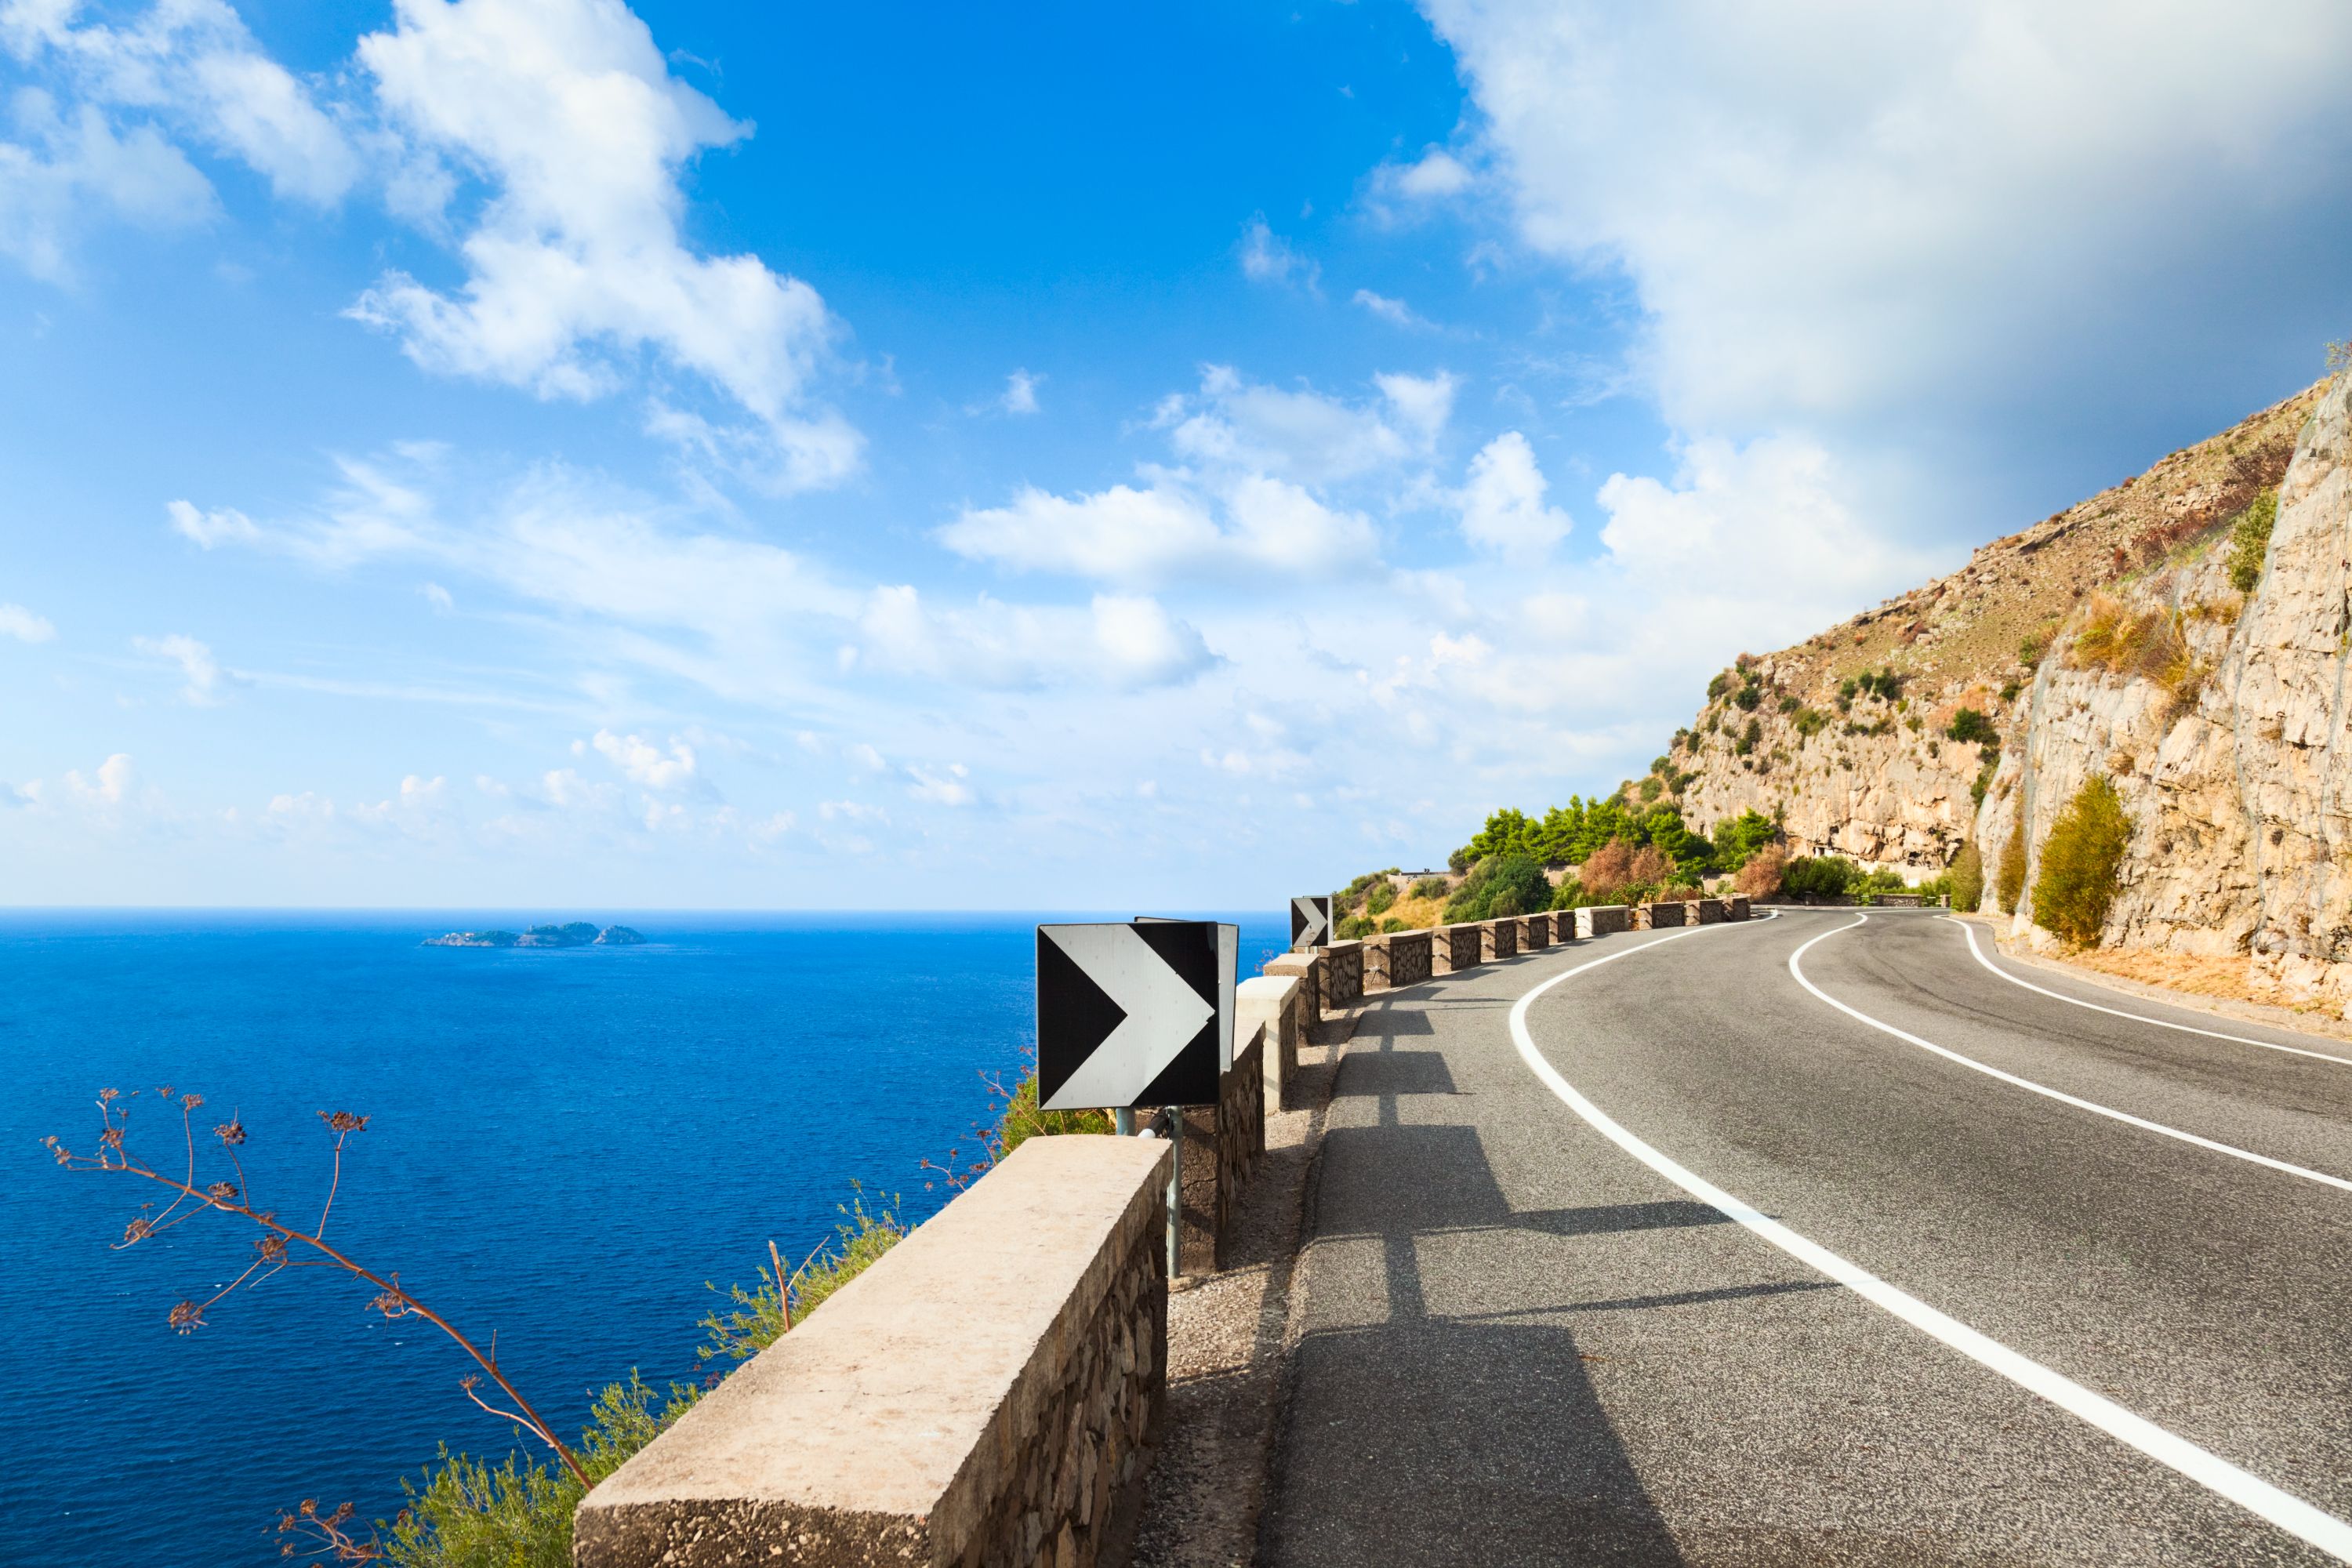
[906,762,972,806]
[1239,214,1318,292]
[0,0,357,209]
[0,601,56,641]
[64,750,132,804]
[588,728,696,790]
[855,584,1219,690]
[132,631,223,703]
[1418,0,2352,439]
[1352,289,1431,330]
[1380,147,1473,202]
[167,497,262,548]
[1163,364,1425,483]
[350,0,856,489]
[1000,368,1040,416]
[1374,371,1457,447]
[422,581,454,613]
[1451,432,1570,561]
[0,87,214,280]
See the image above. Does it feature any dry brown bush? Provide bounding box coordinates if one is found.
[1736,845,1787,898]
[1581,841,1634,896]
[1628,845,1669,885]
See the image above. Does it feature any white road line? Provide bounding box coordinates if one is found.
[1508,929,2352,1563]
[1790,915,2352,1193]
[1945,916,2352,1069]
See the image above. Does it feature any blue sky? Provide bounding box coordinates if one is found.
[5,0,2349,908]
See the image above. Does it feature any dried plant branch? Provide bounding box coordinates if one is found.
[47,1087,589,1488]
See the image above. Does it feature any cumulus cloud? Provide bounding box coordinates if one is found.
[1239,214,1318,292]
[132,631,224,703]
[1352,289,1431,330]
[586,728,696,790]
[1417,0,2352,441]
[64,750,132,804]
[0,601,56,641]
[0,0,358,208]
[1000,369,1040,416]
[1450,432,1570,561]
[0,87,214,279]
[906,762,972,806]
[855,585,1218,690]
[347,0,857,488]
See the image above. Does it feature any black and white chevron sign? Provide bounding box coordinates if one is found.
[1290,895,1333,949]
[1037,920,1235,1111]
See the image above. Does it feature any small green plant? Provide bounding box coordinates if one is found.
[1999,680,2022,704]
[1778,695,1801,713]
[1945,708,1998,746]
[1379,916,1406,934]
[1336,913,1375,940]
[1365,881,1396,917]
[1408,876,1449,900]
[1734,680,1763,711]
[1792,706,1828,737]
[2031,775,2133,946]
[1948,842,1984,912]
[1996,820,2027,913]
[1970,756,2000,808]
[2227,488,2278,593]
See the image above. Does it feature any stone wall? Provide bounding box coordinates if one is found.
[1638,901,1688,929]
[1235,974,1302,1113]
[1693,898,1725,925]
[1480,919,1518,960]
[1316,940,1364,1011]
[1576,905,1632,938]
[1433,924,1482,972]
[574,1134,1171,1568]
[1728,896,1751,920]
[1513,913,1550,949]
[1260,950,1319,1027]
[1178,1024,1265,1273]
[1364,930,1433,991]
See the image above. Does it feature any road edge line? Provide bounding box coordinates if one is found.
[1506,929,2352,1563]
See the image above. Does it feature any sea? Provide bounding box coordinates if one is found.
[0,909,1285,1566]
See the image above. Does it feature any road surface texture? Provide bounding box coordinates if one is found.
[1262,909,2352,1566]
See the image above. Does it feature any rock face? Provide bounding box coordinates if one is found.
[1658,370,2352,1004]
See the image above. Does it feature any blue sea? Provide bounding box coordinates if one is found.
[0,910,1284,1566]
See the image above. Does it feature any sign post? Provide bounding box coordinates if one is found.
[1037,920,1236,1279]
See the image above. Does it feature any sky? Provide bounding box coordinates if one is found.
[3,0,2348,909]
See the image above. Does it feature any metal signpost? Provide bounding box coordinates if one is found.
[1036,919,1235,1279]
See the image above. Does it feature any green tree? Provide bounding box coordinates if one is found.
[1945,708,1998,745]
[2031,775,2133,946]
[1710,809,1779,868]
[1948,841,1984,913]
[1781,855,1859,898]
[1443,855,1551,924]
[1996,821,2028,913]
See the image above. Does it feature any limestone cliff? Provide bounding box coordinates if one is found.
[1658,370,2350,997]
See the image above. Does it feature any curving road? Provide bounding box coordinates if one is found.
[1263,910,2352,1566]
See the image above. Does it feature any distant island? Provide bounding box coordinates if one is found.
[424,923,648,949]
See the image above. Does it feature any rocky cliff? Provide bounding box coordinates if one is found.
[1658,369,2352,1000]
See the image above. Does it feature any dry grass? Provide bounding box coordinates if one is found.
[1382,893,1448,931]
[2065,593,2206,711]
[2060,946,2336,1017]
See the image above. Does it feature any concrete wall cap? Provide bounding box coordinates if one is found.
[577,1134,1170,1532]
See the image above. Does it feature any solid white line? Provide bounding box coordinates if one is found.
[1788,916,2352,1193]
[1945,916,2352,1069]
[1507,931,2352,1563]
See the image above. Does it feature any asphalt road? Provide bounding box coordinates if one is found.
[1262,910,2352,1566]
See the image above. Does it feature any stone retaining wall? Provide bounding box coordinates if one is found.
[1575,905,1631,938]
[1516,913,1552,949]
[1178,1020,1263,1275]
[1639,901,1689,929]
[1480,919,1518,960]
[1260,950,1319,1026]
[1236,974,1303,1112]
[1433,924,1482,972]
[1316,940,1364,1011]
[574,1135,1171,1568]
[1693,898,1726,924]
[1730,895,1751,920]
[1364,930,1433,991]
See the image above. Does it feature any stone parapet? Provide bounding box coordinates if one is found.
[1693,898,1726,924]
[1638,901,1689,929]
[1363,930,1433,991]
[1316,940,1364,1011]
[1236,974,1302,1113]
[1729,895,1751,920]
[574,1134,1171,1568]
[1260,951,1319,1025]
[1575,905,1631,938]
[1179,1022,1264,1274]
[1432,924,1482,973]
[1516,913,1552,949]
[1480,919,1518,960]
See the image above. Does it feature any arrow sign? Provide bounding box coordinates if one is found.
[1291,895,1332,949]
[1038,920,1231,1110]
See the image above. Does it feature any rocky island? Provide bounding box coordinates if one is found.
[424,923,648,948]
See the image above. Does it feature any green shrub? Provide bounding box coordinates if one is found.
[2031,775,2133,946]
[1707,670,1733,700]
[1780,855,1859,898]
[1996,821,2027,913]
[1733,681,1763,711]
[1949,842,1984,912]
[2227,488,2279,593]
[1778,695,1801,713]
[1365,881,1396,916]
[1408,876,1449,900]
[1945,708,1998,745]
[1792,706,1828,737]
[1548,877,1591,911]
[1379,916,1406,934]
[1443,854,1550,924]
[1999,680,2022,703]
[992,1076,1111,1155]
[1637,775,1663,801]
[1336,913,1375,940]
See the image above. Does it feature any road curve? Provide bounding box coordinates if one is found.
[1263,911,2352,1567]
